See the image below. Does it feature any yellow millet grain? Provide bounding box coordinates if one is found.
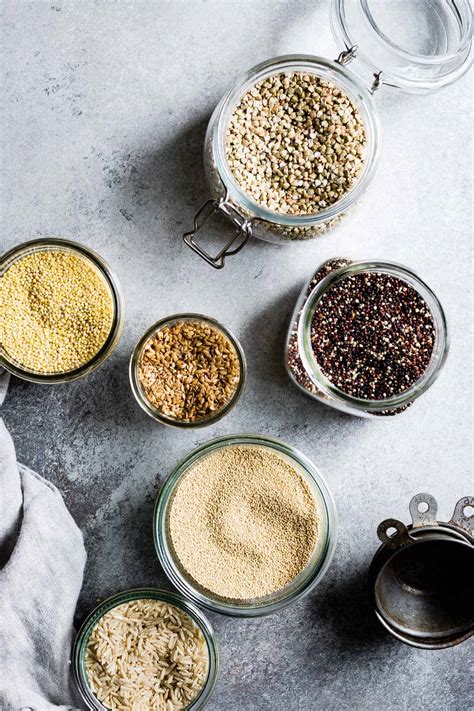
[168,444,319,601]
[0,250,114,373]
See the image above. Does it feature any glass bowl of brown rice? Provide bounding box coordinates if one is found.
[154,434,338,617]
[129,313,246,428]
[72,588,219,711]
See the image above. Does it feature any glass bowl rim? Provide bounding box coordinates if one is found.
[297,260,449,411]
[212,53,381,227]
[129,313,247,428]
[0,237,124,384]
[153,433,338,617]
[72,586,219,711]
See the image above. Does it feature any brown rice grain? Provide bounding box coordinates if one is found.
[85,599,209,711]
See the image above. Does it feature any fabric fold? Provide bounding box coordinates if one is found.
[0,374,86,710]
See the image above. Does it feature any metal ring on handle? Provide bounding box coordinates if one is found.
[409,493,439,528]
[335,44,382,93]
[336,45,358,65]
[449,496,474,535]
[377,518,411,549]
[183,198,252,269]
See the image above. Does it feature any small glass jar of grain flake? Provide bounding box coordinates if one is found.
[183,0,473,268]
[129,314,246,428]
[285,259,449,418]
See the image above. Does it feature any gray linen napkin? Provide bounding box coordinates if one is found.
[0,371,86,710]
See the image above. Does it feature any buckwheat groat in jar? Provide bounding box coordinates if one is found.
[184,0,472,267]
[285,259,449,418]
[225,72,366,218]
[185,55,379,268]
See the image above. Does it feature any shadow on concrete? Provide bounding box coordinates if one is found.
[109,116,277,268]
[307,566,390,656]
[240,284,371,440]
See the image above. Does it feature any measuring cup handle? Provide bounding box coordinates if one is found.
[377,519,411,549]
[183,199,252,269]
[449,496,474,534]
[409,493,438,527]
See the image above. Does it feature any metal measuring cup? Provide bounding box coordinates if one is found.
[368,493,474,649]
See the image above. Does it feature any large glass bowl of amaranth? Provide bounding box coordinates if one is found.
[154,434,337,617]
[0,238,124,384]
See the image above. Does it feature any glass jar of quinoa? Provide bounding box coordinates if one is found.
[183,0,473,267]
[285,259,449,418]
[0,238,124,384]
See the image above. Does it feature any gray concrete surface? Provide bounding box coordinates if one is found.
[1,1,473,709]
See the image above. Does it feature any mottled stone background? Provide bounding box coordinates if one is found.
[1,1,472,709]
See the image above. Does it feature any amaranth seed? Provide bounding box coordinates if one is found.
[168,444,319,601]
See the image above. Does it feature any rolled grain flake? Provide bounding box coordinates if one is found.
[138,320,241,422]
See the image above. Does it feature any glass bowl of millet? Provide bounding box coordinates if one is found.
[0,238,124,384]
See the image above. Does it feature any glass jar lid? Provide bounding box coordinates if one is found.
[331,0,473,93]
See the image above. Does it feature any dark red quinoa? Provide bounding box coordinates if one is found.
[310,272,436,400]
[287,259,351,395]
